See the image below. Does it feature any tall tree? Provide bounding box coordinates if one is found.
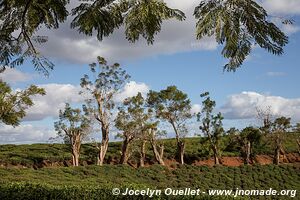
[147,86,192,165]
[116,93,147,164]
[0,80,45,126]
[54,103,91,166]
[80,56,130,166]
[239,127,261,164]
[271,116,291,165]
[194,0,289,71]
[197,92,224,165]
[116,92,164,166]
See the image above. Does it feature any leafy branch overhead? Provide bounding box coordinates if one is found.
[194,0,288,71]
[0,0,292,73]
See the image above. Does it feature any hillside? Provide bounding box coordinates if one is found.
[0,133,299,168]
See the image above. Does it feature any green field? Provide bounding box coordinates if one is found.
[0,164,299,199]
[0,134,299,199]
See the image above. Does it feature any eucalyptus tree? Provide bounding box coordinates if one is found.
[116,92,165,166]
[54,103,91,166]
[80,56,130,166]
[115,92,147,164]
[239,127,261,164]
[0,80,45,126]
[197,92,224,165]
[271,116,291,165]
[147,86,192,165]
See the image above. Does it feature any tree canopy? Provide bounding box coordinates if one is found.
[0,0,290,74]
[0,80,45,126]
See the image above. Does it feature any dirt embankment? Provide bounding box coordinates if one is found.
[0,153,299,169]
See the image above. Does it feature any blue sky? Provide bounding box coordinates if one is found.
[1,0,300,144]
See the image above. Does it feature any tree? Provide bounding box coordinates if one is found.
[147,86,192,165]
[271,116,291,165]
[147,128,166,166]
[54,103,91,166]
[1,0,289,73]
[0,80,45,126]
[197,92,224,165]
[116,93,147,164]
[116,92,165,166]
[292,122,300,133]
[0,0,69,75]
[256,106,273,134]
[194,0,289,71]
[0,0,184,73]
[239,127,261,164]
[80,56,130,166]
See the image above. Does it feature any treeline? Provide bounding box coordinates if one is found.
[54,57,300,167]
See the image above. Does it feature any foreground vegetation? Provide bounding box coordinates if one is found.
[0,164,299,199]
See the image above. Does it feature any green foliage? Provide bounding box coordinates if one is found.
[147,85,192,139]
[0,0,69,75]
[0,80,45,126]
[124,0,185,44]
[194,0,288,71]
[54,103,91,141]
[197,92,224,163]
[0,165,298,199]
[71,0,124,41]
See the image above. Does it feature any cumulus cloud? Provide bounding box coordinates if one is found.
[24,84,84,121]
[191,104,201,114]
[0,124,56,144]
[114,81,150,103]
[261,0,300,15]
[0,68,32,83]
[37,0,217,64]
[221,92,300,122]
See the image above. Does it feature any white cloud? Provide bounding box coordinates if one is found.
[191,104,201,114]
[114,81,150,103]
[24,84,84,121]
[0,68,32,83]
[37,0,217,64]
[0,124,56,144]
[266,71,286,77]
[261,0,300,15]
[221,92,300,122]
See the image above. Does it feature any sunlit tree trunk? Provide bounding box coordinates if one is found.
[139,140,146,167]
[150,138,165,166]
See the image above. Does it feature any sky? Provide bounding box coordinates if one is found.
[1,0,300,144]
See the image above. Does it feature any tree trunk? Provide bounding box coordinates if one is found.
[71,133,81,167]
[273,134,280,165]
[139,140,146,167]
[150,139,165,165]
[120,138,130,164]
[170,121,185,165]
[177,141,185,165]
[245,141,251,165]
[72,149,79,166]
[97,127,109,166]
[213,145,220,165]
